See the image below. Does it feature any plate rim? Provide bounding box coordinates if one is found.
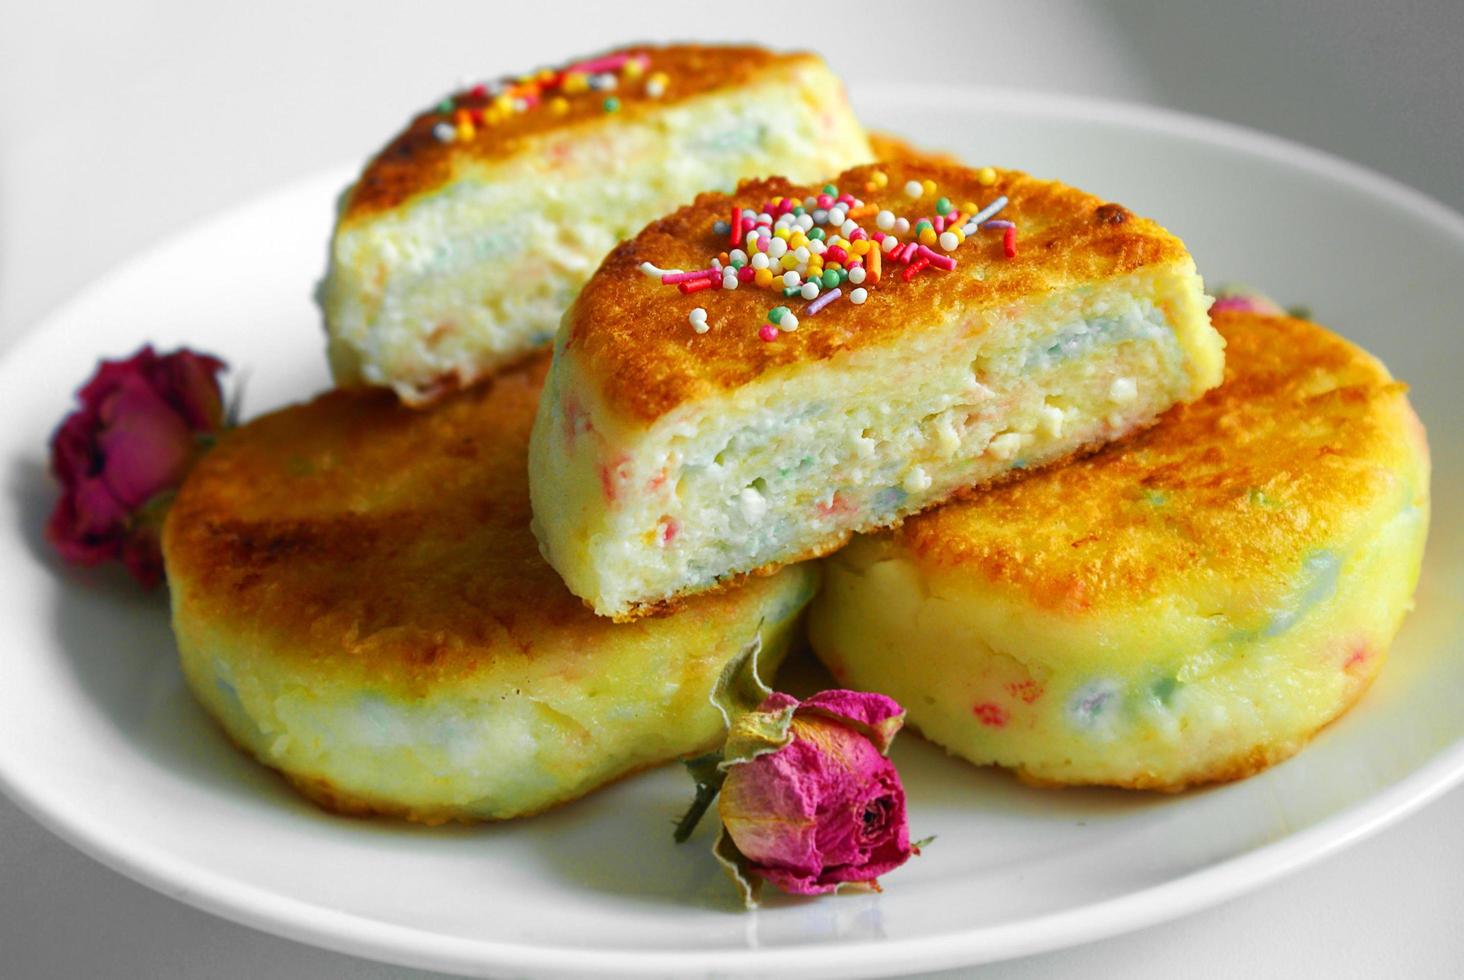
[2,83,1462,978]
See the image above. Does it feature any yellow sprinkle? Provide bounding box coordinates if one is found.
[563,72,589,94]
[961,200,978,214]
[951,227,966,244]
[774,227,791,240]
[790,232,809,249]
[754,268,774,288]
[538,68,556,82]
[918,227,938,247]
[780,254,800,270]
[827,261,843,271]
[623,59,645,79]
[549,97,569,115]
[851,240,871,256]
[649,71,669,86]
[921,178,937,197]
[872,170,888,188]
[456,121,475,141]
[493,94,513,112]
[976,167,997,186]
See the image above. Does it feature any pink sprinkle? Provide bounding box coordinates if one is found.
[737,265,756,282]
[730,207,744,248]
[946,211,962,226]
[564,52,637,76]
[836,193,855,206]
[661,268,720,285]
[825,245,848,264]
[871,231,887,243]
[933,216,945,233]
[755,236,769,253]
[759,324,779,342]
[816,194,834,208]
[807,287,842,315]
[849,228,868,242]
[916,245,956,271]
[898,242,919,264]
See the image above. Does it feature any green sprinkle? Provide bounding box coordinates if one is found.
[935,197,952,215]
[821,269,840,289]
[915,219,933,235]
[808,227,825,241]
[822,183,838,195]
[792,206,806,216]
[602,97,620,112]
[783,286,801,297]
[731,258,745,269]
[768,306,789,324]
[836,268,848,283]
[437,98,455,114]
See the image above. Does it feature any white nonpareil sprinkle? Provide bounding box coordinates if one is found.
[904,180,924,199]
[688,307,709,334]
[779,312,800,332]
[801,282,821,300]
[730,249,748,265]
[876,209,896,230]
[840,219,858,238]
[828,207,846,225]
[939,231,960,251]
[848,266,867,285]
[850,287,868,305]
[432,122,456,143]
[751,252,770,270]
[894,217,911,235]
[646,78,667,98]
[881,236,899,254]
[783,270,801,287]
[767,237,788,259]
[721,272,738,290]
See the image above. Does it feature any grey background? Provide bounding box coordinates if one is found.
[3,2,1462,977]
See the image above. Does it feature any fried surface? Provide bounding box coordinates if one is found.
[343,44,812,222]
[898,311,1428,613]
[567,160,1189,422]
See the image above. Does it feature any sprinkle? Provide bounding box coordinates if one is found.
[848,266,867,285]
[981,219,1014,230]
[807,287,842,315]
[640,261,682,278]
[768,305,790,324]
[1003,225,1018,258]
[976,166,997,186]
[688,308,709,334]
[549,97,569,115]
[939,231,960,251]
[712,219,730,236]
[821,269,841,289]
[901,256,932,282]
[800,282,821,300]
[680,277,714,295]
[722,272,738,290]
[850,287,868,305]
[921,178,937,197]
[964,195,1009,232]
[646,72,669,98]
[779,311,800,332]
[602,96,620,113]
[759,324,779,342]
[661,268,719,284]
[866,247,882,284]
[437,98,456,114]
[935,197,952,216]
[432,122,456,143]
[916,245,957,271]
[904,180,924,199]
[730,207,744,248]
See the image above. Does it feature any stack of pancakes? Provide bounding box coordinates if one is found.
[162,44,1429,822]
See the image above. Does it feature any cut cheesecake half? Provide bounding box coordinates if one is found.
[319,44,873,405]
[529,160,1224,619]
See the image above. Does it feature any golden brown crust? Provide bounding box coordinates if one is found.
[567,160,1190,422]
[896,311,1427,614]
[342,44,817,221]
[162,352,788,697]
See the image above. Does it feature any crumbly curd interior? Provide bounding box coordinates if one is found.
[321,67,873,404]
[809,482,1428,790]
[173,564,818,823]
[530,263,1222,619]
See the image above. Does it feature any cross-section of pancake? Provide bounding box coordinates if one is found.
[319,44,873,405]
[528,160,1224,620]
[809,310,1430,791]
[161,354,818,823]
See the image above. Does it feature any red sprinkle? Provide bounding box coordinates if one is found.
[737,265,756,282]
[758,324,779,342]
[730,207,744,248]
[468,83,488,100]
[679,278,714,295]
[901,256,932,282]
[1003,225,1018,258]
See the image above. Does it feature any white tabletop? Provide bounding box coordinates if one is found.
[4,3,1462,977]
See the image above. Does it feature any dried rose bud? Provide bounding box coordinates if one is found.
[46,345,227,587]
[717,689,911,896]
[1210,285,1287,317]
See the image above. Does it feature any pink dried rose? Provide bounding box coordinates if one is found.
[1210,284,1288,317]
[675,634,919,907]
[47,345,228,587]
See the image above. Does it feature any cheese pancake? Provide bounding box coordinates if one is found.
[809,310,1430,790]
[319,44,873,405]
[529,160,1223,619]
[161,354,817,823]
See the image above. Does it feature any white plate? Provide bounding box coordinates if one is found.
[1,86,1461,979]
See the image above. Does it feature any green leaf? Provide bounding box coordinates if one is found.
[720,701,796,769]
[710,626,773,728]
[672,752,726,844]
[912,835,936,852]
[713,826,762,909]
